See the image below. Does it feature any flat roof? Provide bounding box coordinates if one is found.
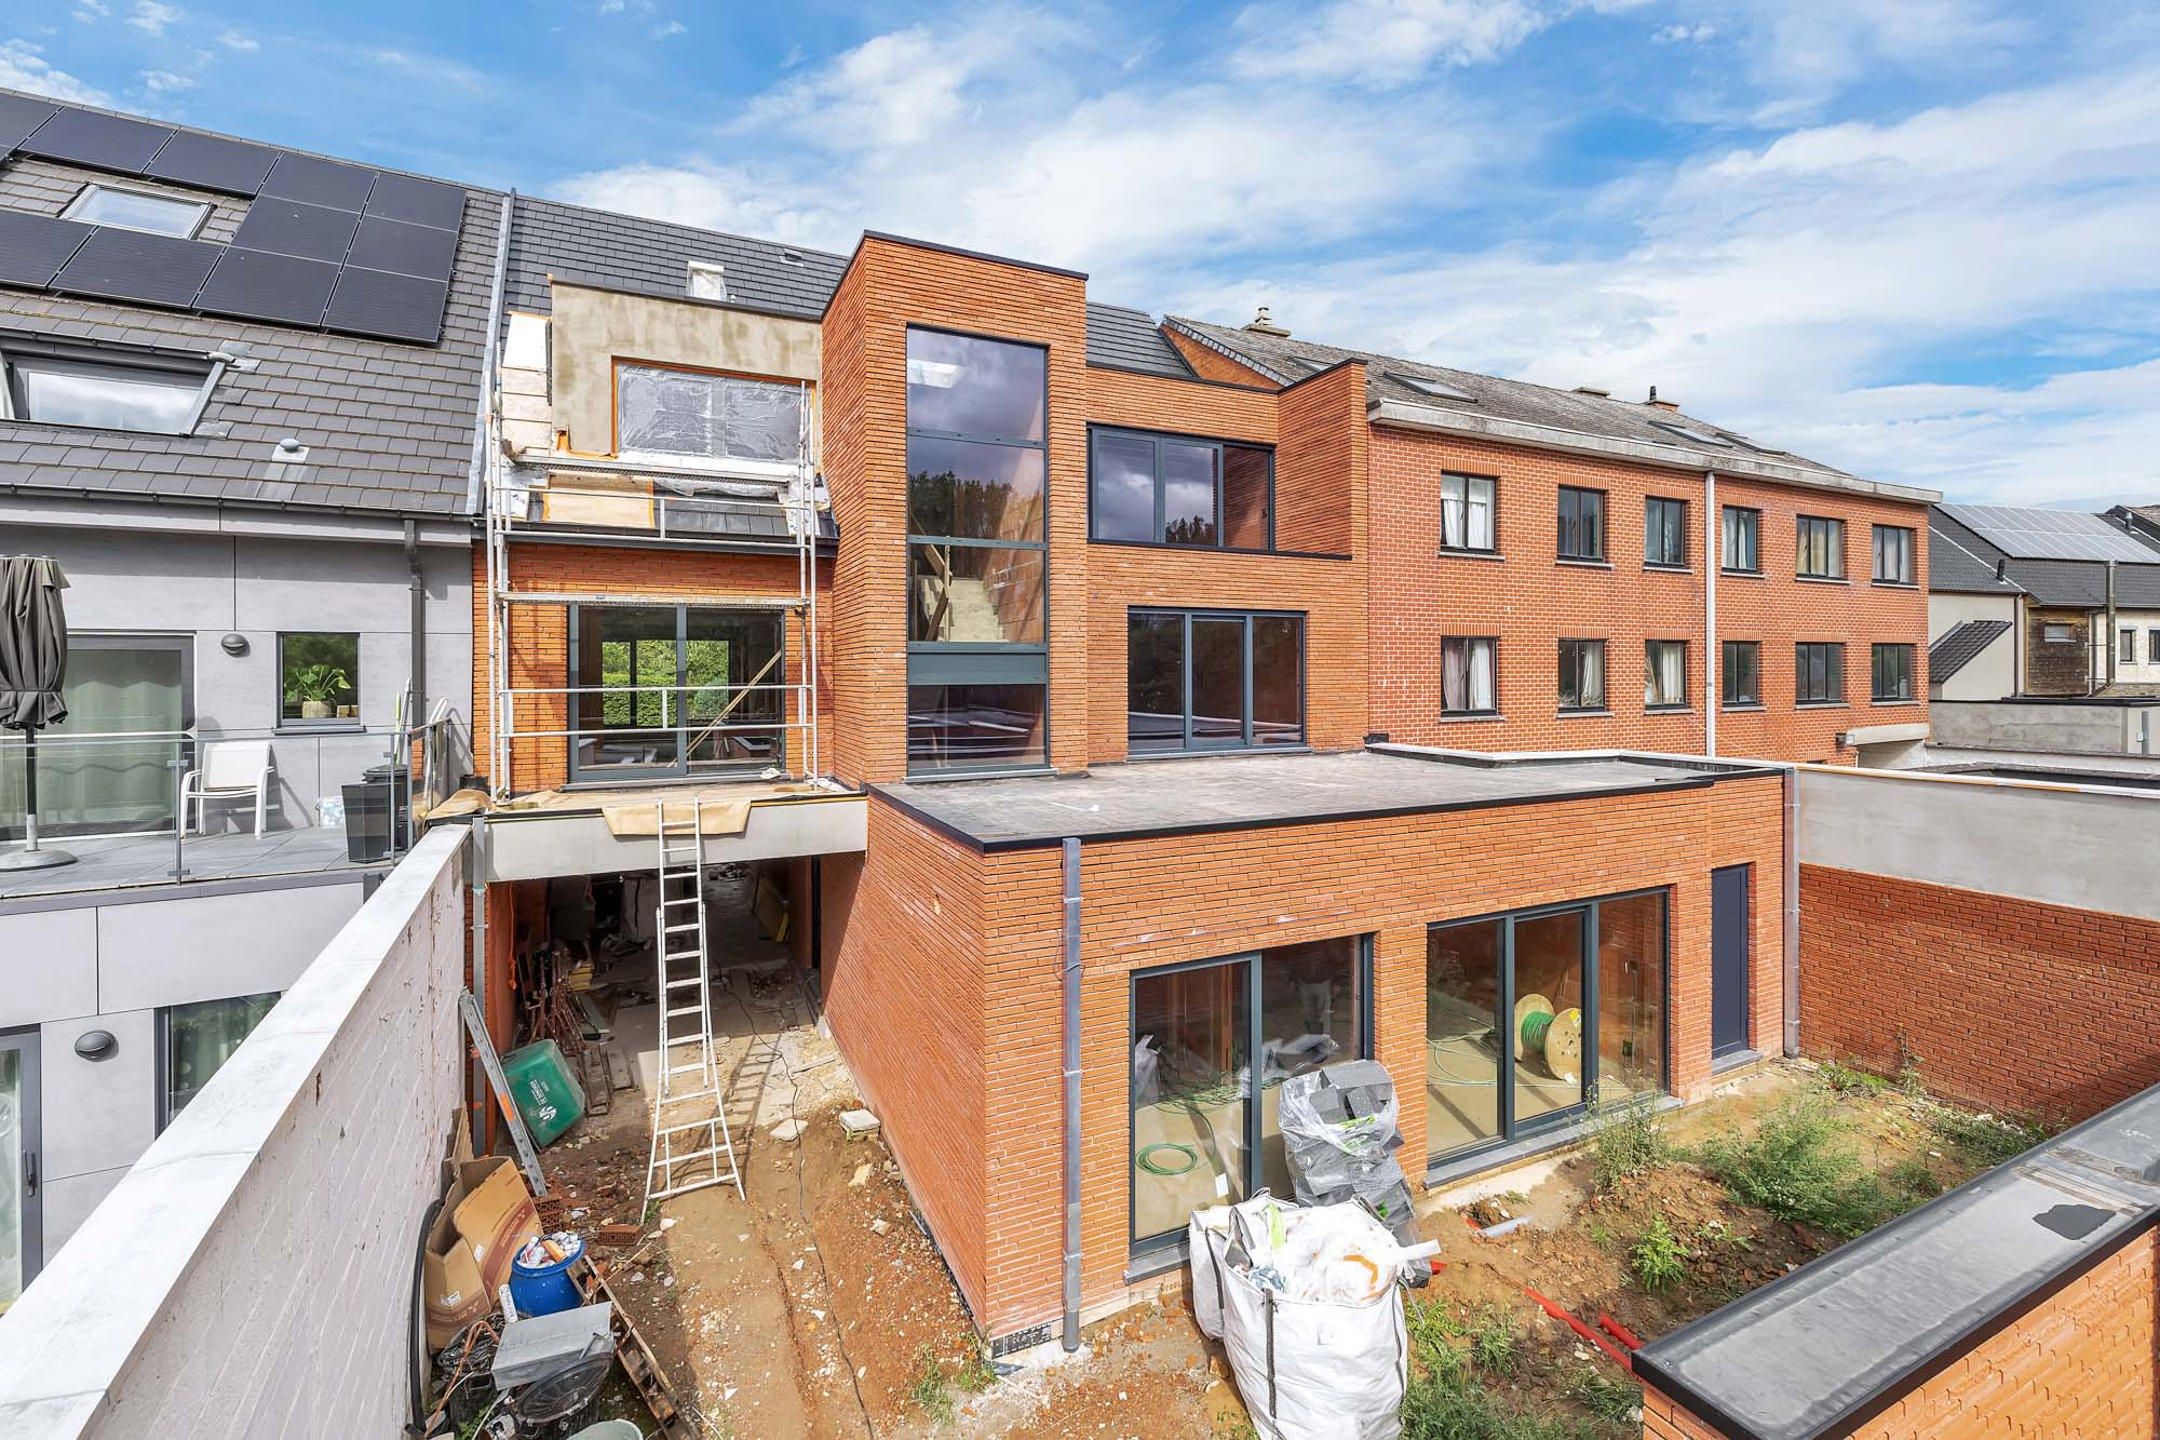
[875,747,1769,851]
[1636,1083,2160,1439]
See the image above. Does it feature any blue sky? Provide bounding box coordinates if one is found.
[7,0,2159,503]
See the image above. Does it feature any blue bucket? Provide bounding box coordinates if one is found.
[508,1232,586,1318]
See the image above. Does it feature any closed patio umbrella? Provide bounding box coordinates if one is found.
[0,555,75,870]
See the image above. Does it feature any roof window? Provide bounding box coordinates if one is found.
[0,337,218,434]
[62,183,211,239]
[1648,418,1733,448]
[686,261,728,301]
[1391,371,1477,403]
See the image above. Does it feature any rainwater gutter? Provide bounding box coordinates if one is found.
[1704,470,1718,757]
[1060,836,1083,1352]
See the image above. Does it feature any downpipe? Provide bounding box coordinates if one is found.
[1781,766,1800,1059]
[1060,837,1083,1351]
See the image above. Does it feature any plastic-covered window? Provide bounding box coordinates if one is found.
[616,364,803,463]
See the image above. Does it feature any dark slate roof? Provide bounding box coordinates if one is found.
[1927,512,2022,594]
[1166,315,1869,487]
[1929,619,2012,684]
[503,195,846,323]
[0,89,502,519]
[1636,1083,2160,1440]
[1084,302,1197,379]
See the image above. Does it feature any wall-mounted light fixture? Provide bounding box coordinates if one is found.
[73,1029,118,1061]
[220,632,249,656]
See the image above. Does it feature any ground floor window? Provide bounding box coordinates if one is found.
[1127,608,1304,754]
[1129,936,1369,1252]
[570,603,785,781]
[158,992,279,1128]
[1425,890,1667,1165]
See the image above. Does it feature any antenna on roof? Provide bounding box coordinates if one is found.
[1244,306,1290,338]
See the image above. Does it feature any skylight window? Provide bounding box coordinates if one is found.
[686,261,728,301]
[1391,371,1477,403]
[1,341,217,434]
[62,184,210,239]
[1648,419,1734,448]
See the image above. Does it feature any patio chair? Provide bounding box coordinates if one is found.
[179,739,273,838]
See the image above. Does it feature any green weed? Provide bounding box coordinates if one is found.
[908,1344,955,1424]
[1816,1058,1887,1094]
[1583,1094,1670,1190]
[1468,1307,1520,1376]
[1691,1094,1903,1237]
[1628,1218,1689,1293]
[1566,1366,1643,1424]
[1922,1103,2048,1168]
[1400,1367,1616,1440]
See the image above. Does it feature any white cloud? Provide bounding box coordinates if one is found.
[218,28,259,51]
[365,47,493,94]
[126,0,182,35]
[72,0,109,20]
[140,68,194,93]
[1653,22,1714,43]
[0,39,111,104]
[653,19,686,39]
[1230,0,1561,83]
[555,161,848,250]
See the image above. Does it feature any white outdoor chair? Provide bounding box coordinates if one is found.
[179,740,273,838]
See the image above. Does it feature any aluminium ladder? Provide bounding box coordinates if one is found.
[642,799,746,1206]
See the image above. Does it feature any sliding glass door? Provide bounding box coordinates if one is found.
[570,604,785,782]
[0,1030,39,1314]
[1130,936,1369,1254]
[1425,890,1667,1166]
[1,633,191,841]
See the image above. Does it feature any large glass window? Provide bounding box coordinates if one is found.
[571,604,785,780]
[2,347,212,434]
[615,363,806,465]
[1441,474,1496,552]
[1645,640,1688,710]
[1127,609,1304,753]
[1872,643,1915,702]
[2,634,189,842]
[1441,636,1496,714]
[1721,506,1760,573]
[1557,486,1606,561]
[1645,497,1687,568]
[1722,640,1761,707]
[1872,525,1916,585]
[1426,892,1667,1165]
[1796,642,1846,705]
[1089,426,1273,550]
[1132,937,1368,1251]
[160,992,279,1127]
[1558,638,1607,711]
[1797,515,1846,579]
[907,329,1049,772]
[278,632,359,726]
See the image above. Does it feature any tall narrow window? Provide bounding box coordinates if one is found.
[1872,525,1915,585]
[1721,507,1761,573]
[1441,473,1496,552]
[1796,642,1846,704]
[1796,515,1846,578]
[1644,497,1687,568]
[1872,643,1915,702]
[1558,638,1607,711]
[1557,486,1606,561]
[1722,641,1761,707]
[907,328,1050,773]
[1441,637,1497,714]
[2121,629,2139,665]
[1127,609,1304,753]
[2149,630,2160,664]
[1088,426,1274,550]
[1645,640,1687,710]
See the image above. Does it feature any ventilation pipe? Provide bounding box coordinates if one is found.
[1060,837,1083,1351]
[2105,560,2119,692]
[1243,306,1290,337]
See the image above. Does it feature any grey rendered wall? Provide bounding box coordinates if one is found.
[22,521,471,832]
[1929,699,2160,756]
[1927,592,2018,701]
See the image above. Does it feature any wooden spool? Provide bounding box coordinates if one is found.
[1513,994,1554,1061]
[1543,1007,1584,1084]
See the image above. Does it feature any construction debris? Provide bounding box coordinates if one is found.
[837,1108,881,1139]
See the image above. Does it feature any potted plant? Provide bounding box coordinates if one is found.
[286,663,351,720]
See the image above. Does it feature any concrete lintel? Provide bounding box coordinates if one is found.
[482,795,868,881]
[1841,722,1930,745]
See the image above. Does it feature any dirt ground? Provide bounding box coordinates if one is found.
[537,986,2014,1439]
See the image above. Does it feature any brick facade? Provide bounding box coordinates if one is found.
[1798,864,2160,1121]
[1644,1226,2160,1440]
[2023,605,2092,696]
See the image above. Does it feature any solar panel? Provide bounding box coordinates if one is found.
[324,265,447,343]
[259,152,377,211]
[197,247,339,327]
[346,214,458,281]
[364,172,467,230]
[143,130,279,195]
[19,107,175,172]
[1939,504,2160,564]
[52,226,220,306]
[230,198,361,262]
[0,210,94,286]
[0,93,59,153]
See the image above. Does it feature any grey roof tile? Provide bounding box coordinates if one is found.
[1085,302,1196,379]
[1928,619,2012,685]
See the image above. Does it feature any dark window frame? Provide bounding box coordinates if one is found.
[1871,524,1917,585]
[1796,514,1847,579]
[1558,636,1608,712]
[1644,639,1689,711]
[1127,606,1306,755]
[1721,640,1762,707]
[1440,635,1499,716]
[1557,485,1607,562]
[564,602,789,784]
[1796,641,1847,705]
[1441,472,1498,554]
[1721,505,1762,573]
[1087,423,1276,552]
[1644,496,1688,569]
[1871,642,1915,702]
[0,334,222,437]
[276,630,362,731]
[2148,629,2160,664]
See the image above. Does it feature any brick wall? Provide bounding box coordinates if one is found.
[2024,606,2091,696]
[836,773,1787,1337]
[1364,427,1930,763]
[1798,863,2160,1120]
[1162,327,1283,386]
[1275,363,1364,557]
[1643,1227,2160,1440]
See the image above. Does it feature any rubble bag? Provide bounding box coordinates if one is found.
[1191,1195,1409,1440]
[502,1040,585,1147]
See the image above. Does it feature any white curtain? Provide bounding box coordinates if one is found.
[1580,642,1604,707]
[1447,638,1494,711]
[1468,639,1494,710]
[1442,477,1493,550]
[1648,643,1685,707]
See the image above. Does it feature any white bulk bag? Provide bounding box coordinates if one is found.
[1188,1195,1408,1440]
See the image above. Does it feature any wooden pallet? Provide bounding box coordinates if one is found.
[575,1259,695,1438]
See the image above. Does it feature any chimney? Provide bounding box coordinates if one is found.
[1646,385,1679,412]
[1244,306,1290,338]
[1573,385,1611,398]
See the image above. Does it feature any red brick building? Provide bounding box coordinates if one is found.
[472,207,1938,1350]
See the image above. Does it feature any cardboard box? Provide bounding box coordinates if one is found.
[423,1116,541,1348]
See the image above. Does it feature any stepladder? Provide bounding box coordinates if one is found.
[644,798,745,1207]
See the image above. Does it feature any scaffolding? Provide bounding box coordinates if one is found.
[480,379,826,800]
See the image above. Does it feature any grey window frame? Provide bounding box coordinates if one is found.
[1796,642,1846,705]
[2121,628,2138,665]
[1558,637,1608,711]
[1721,506,1761,573]
[1872,524,1916,585]
[1441,472,1497,553]
[156,992,280,1131]
[1871,642,1915,702]
[2149,629,2160,664]
[613,361,806,471]
[1088,424,1275,552]
[1441,636,1498,715]
[0,335,221,436]
[1796,514,1846,579]
[276,630,361,732]
[1127,607,1305,754]
[1722,640,1761,707]
[565,602,789,784]
[1645,639,1689,710]
[62,182,211,239]
[905,325,1051,775]
[1644,497,1688,569]
[2041,622,2075,644]
[1557,485,1607,561]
